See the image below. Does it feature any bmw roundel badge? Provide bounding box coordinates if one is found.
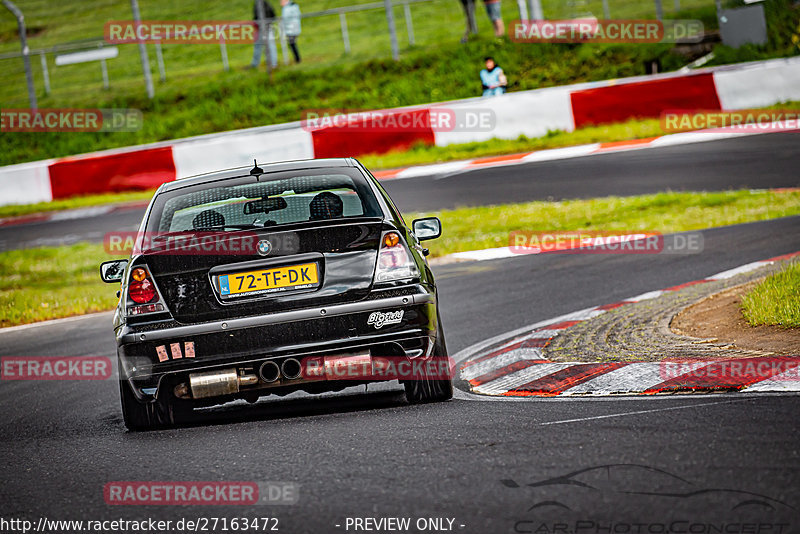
[257,239,272,256]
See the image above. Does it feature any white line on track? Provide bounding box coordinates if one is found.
[537,398,752,426]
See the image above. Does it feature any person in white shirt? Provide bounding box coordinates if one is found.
[281,0,302,63]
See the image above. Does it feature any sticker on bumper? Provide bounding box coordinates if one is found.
[367,310,404,329]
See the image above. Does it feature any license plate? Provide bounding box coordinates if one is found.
[217,262,320,298]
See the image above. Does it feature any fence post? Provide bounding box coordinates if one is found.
[654,0,663,20]
[384,0,400,60]
[220,38,230,71]
[154,41,166,81]
[602,0,610,19]
[96,42,110,89]
[674,0,680,10]
[278,21,290,65]
[101,58,109,88]
[403,1,415,46]
[130,0,155,99]
[40,51,50,95]
[2,0,36,109]
[339,12,351,54]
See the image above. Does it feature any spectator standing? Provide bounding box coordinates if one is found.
[249,0,278,69]
[459,0,478,43]
[480,56,506,97]
[281,0,302,63]
[459,0,504,41]
[483,0,504,37]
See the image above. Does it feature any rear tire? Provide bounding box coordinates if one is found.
[404,330,453,404]
[119,368,190,431]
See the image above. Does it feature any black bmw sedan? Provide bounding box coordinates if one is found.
[100,158,451,430]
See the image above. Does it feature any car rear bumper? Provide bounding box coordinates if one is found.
[116,291,442,403]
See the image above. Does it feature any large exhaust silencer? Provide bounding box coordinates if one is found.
[188,368,257,399]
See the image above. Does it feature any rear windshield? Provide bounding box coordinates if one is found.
[147,168,383,233]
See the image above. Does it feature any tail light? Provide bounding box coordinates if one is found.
[127,266,165,315]
[374,231,420,284]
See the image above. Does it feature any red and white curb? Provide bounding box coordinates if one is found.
[372,122,800,181]
[453,252,800,398]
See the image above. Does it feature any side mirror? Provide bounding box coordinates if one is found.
[100,260,128,283]
[412,217,442,241]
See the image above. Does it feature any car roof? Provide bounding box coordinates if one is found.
[160,158,358,192]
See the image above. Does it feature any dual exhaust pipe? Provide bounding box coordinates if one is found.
[185,349,378,400]
[258,358,302,382]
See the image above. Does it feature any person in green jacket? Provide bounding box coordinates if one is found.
[281,0,302,63]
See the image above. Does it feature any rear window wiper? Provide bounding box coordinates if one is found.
[188,224,264,231]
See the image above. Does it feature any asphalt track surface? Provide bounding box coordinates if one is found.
[2,215,800,531]
[2,131,799,251]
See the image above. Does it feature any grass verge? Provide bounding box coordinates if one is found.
[0,190,155,219]
[741,261,800,328]
[0,243,118,328]
[2,189,799,327]
[413,189,800,257]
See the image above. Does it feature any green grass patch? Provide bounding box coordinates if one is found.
[0,190,155,219]
[0,243,119,327]
[414,190,800,257]
[3,189,799,327]
[741,261,800,328]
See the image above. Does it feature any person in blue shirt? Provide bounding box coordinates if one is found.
[480,56,507,97]
[281,0,302,63]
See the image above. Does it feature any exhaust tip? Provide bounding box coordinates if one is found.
[259,360,281,383]
[281,358,302,380]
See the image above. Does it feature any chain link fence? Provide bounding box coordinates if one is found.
[1,0,719,108]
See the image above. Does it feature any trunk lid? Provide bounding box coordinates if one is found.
[142,219,383,324]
